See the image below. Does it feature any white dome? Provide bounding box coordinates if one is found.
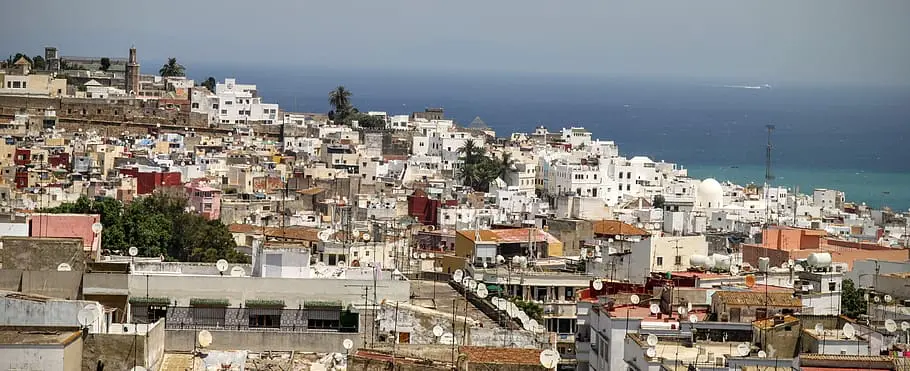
[696,178,723,208]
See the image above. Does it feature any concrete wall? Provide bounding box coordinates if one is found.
[0,296,106,333]
[0,343,80,371]
[0,236,86,271]
[547,219,593,257]
[82,320,165,371]
[129,274,409,307]
[165,329,362,352]
[21,270,83,299]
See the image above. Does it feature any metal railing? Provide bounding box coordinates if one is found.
[134,306,358,333]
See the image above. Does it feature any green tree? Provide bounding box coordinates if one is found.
[841,279,866,318]
[99,57,111,71]
[456,140,501,192]
[494,152,515,179]
[350,112,386,129]
[32,55,46,70]
[202,77,216,93]
[159,57,186,77]
[328,86,353,123]
[652,194,666,209]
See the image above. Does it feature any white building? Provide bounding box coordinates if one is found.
[561,127,593,148]
[191,78,279,125]
[813,188,845,210]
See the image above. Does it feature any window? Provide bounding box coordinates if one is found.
[675,256,682,265]
[656,257,664,266]
[248,308,281,329]
[192,103,199,109]
[221,110,227,114]
[828,282,836,291]
[565,287,575,301]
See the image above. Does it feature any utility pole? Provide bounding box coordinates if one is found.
[764,124,775,226]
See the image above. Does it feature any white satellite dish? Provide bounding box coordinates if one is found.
[496,255,505,264]
[57,263,72,272]
[216,259,229,272]
[687,302,693,312]
[453,269,464,283]
[646,334,659,347]
[412,252,419,259]
[338,260,347,267]
[128,246,138,257]
[91,222,103,234]
[902,307,910,316]
[884,295,894,304]
[885,319,898,332]
[874,295,881,303]
[815,323,825,335]
[787,259,794,267]
[495,300,507,311]
[689,314,698,323]
[630,295,640,305]
[477,285,489,299]
[508,304,521,318]
[649,304,660,315]
[534,324,546,334]
[362,233,371,242]
[198,330,213,348]
[757,351,767,358]
[230,266,246,277]
[77,306,97,327]
[428,252,435,258]
[901,321,910,331]
[529,319,539,330]
[842,323,856,338]
[343,338,354,350]
[730,265,740,275]
[419,252,427,259]
[433,325,444,337]
[592,280,604,290]
[736,343,750,356]
[677,306,687,316]
[539,349,560,369]
[646,347,657,358]
[439,332,454,345]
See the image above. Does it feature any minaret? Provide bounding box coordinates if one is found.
[125,47,140,95]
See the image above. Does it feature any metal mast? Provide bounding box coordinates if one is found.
[764,124,775,225]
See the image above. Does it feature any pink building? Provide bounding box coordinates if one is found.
[186,183,222,220]
[29,213,102,258]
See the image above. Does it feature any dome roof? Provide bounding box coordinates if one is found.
[696,178,723,208]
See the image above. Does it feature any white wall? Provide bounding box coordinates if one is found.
[0,345,65,371]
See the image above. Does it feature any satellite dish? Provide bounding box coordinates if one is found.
[842,323,855,338]
[646,347,657,358]
[477,285,489,299]
[647,334,659,346]
[453,269,464,283]
[677,306,687,316]
[343,338,354,350]
[901,321,910,331]
[736,343,750,356]
[198,330,213,348]
[495,300,507,311]
[230,266,246,277]
[439,332,454,345]
[687,302,693,312]
[433,325,444,337]
[338,260,346,267]
[128,246,138,257]
[419,252,427,259]
[815,323,825,335]
[496,255,505,264]
[787,259,795,267]
[730,265,740,275]
[539,349,560,369]
[884,295,894,304]
[592,280,604,291]
[529,319,539,330]
[873,295,881,303]
[216,259,229,272]
[901,307,910,316]
[57,263,72,272]
[362,233,371,242]
[534,324,546,334]
[77,305,97,327]
[689,314,698,323]
[757,350,767,358]
[412,252,419,259]
[864,293,870,302]
[630,295,640,305]
[649,304,660,315]
[91,222,103,234]
[885,319,898,332]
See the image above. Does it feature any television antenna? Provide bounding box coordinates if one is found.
[646,334,659,347]
[592,280,604,291]
[128,246,138,257]
[342,338,354,350]
[433,325,444,337]
[197,330,213,348]
[842,323,855,339]
[736,343,750,357]
[57,263,72,272]
[229,266,246,277]
[215,259,229,273]
[630,294,640,305]
[539,349,560,369]
[885,319,898,333]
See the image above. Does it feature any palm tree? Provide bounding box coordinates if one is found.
[159,58,185,77]
[328,86,352,122]
[495,152,515,179]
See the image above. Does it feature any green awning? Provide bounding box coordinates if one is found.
[486,284,503,293]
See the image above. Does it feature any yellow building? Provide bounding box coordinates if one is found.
[444,228,565,273]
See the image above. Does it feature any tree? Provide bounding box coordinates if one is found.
[159,57,185,77]
[652,194,666,209]
[494,152,515,179]
[32,55,46,70]
[456,140,501,192]
[328,86,353,123]
[202,77,216,93]
[350,112,386,129]
[99,57,111,71]
[841,279,866,318]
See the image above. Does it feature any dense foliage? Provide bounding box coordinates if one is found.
[42,193,248,263]
[328,86,354,124]
[457,139,512,192]
[841,279,866,318]
[511,298,543,321]
[202,77,217,93]
[159,57,186,77]
[99,57,111,71]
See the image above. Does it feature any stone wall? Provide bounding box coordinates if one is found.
[0,236,86,271]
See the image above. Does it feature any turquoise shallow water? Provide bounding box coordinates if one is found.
[686,164,910,210]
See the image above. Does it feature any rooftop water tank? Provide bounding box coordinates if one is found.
[808,253,832,268]
[689,255,708,268]
[758,257,770,273]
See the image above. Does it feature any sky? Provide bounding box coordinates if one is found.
[2,0,909,85]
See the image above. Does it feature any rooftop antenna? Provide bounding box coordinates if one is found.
[764,124,775,225]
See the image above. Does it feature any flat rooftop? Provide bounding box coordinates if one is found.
[0,328,81,346]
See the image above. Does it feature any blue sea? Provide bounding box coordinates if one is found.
[193,66,910,210]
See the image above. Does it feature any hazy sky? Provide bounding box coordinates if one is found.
[2,0,908,85]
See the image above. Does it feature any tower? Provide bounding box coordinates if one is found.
[125,47,140,95]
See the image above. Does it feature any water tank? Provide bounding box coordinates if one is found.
[712,254,731,270]
[689,255,708,268]
[758,257,770,273]
[808,253,832,268]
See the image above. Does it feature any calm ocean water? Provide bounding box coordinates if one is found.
[194,66,910,209]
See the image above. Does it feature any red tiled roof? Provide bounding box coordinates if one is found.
[458,346,543,366]
[592,220,650,236]
[457,228,560,244]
